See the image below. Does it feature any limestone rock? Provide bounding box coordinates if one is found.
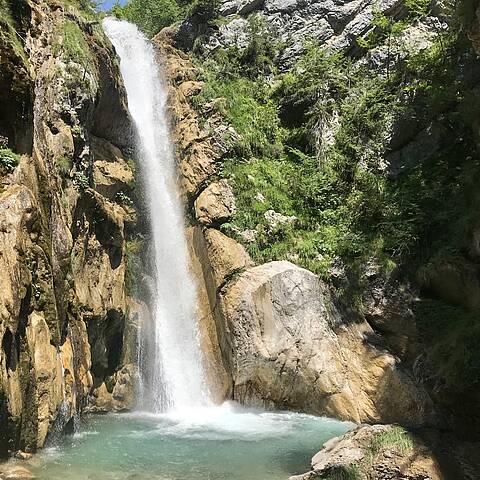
[192,0,410,66]
[185,226,233,402]
[0,465,36,479]
[92,136,134,200]
[203,228,253,287]
[194,180,236,226]
[88,364,138,413]
[0,1,137,454]
[25,312,64,448]
[216,261,434,426]
[292,424,442,480]
[264,209,296,232]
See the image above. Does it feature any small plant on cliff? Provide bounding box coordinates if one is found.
[369,426,414,455]
[0,148,20,173]
[73,170,90,189]
[54,20,93,67]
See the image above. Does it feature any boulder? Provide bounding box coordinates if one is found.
[0,466,36,479]
[291,424,442,480]
[216,261,435,426]
[194,180,236,226]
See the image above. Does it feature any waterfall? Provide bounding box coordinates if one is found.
[103,18,209,412]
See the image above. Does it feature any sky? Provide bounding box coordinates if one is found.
[97,0,127,10]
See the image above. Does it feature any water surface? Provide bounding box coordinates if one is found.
[29,403,353,480]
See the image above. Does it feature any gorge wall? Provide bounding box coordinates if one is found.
[155,0,480,474]
[154,22,436,427]
[0,0,140,456]
[1,0,480,477]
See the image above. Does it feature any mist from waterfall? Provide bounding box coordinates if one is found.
[103,18,209,412]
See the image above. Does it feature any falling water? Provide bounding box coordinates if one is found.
[103,18,208,412]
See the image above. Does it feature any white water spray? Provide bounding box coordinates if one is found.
[103,18,209,412]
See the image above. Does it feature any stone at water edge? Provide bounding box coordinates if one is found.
[290,424,443,480]
[0,465,36,480]
[217,260,435,425]
[13,452,32,461]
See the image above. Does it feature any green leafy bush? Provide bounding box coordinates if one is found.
[0,148,20,173]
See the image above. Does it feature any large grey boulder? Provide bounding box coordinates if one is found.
[216,261,435,426]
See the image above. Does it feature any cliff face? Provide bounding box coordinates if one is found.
[154,25,437,429]
[157,0,480,453]
[0,0,138,456]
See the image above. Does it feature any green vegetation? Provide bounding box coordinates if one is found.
[109,0,219,38]
[0,148,20,173]
[53,20,93,66]
[125,237,144,294]
[415,299,480,388]
[322,466,362,480]
[189,10,479,288]
[369,426,414,455]
[110,0,181,38]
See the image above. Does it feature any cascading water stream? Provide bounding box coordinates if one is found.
[103,18,209,412]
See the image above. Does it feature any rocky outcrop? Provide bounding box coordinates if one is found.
[178,0,409,65]
[215,261,434,425]
[291,424,442,480]
[0,0,139,457]
[194,180,236,226]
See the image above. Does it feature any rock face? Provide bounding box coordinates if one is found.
[0,0,139,457]
[292,424,443,480]
[157,29,435,427]
[215,261,434,425]
[179,0,408,65]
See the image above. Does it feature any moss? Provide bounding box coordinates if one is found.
[125,237,144,296]
[56,155,73,176]
[53,20,93,67]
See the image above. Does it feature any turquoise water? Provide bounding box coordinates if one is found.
[27,403,353,480]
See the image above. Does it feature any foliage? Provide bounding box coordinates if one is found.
[369,427,414,455]
[53,20,93,66]
[212,18,479,282]
[414,298,480,388]
[56,155,73,175]
[111,0,181,38]
[0,148,20,173]
[188,0,221,23]
[73,171,90,189]
[116,190,133,206]
[125,237,144,294]
[321,465,362,480]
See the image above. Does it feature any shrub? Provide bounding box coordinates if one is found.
[188,0,221,23]
[0,148,20,173]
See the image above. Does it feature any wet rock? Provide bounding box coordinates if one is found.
[0,465,36,479]
[13,452,32,461]
[0,1,137,453]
